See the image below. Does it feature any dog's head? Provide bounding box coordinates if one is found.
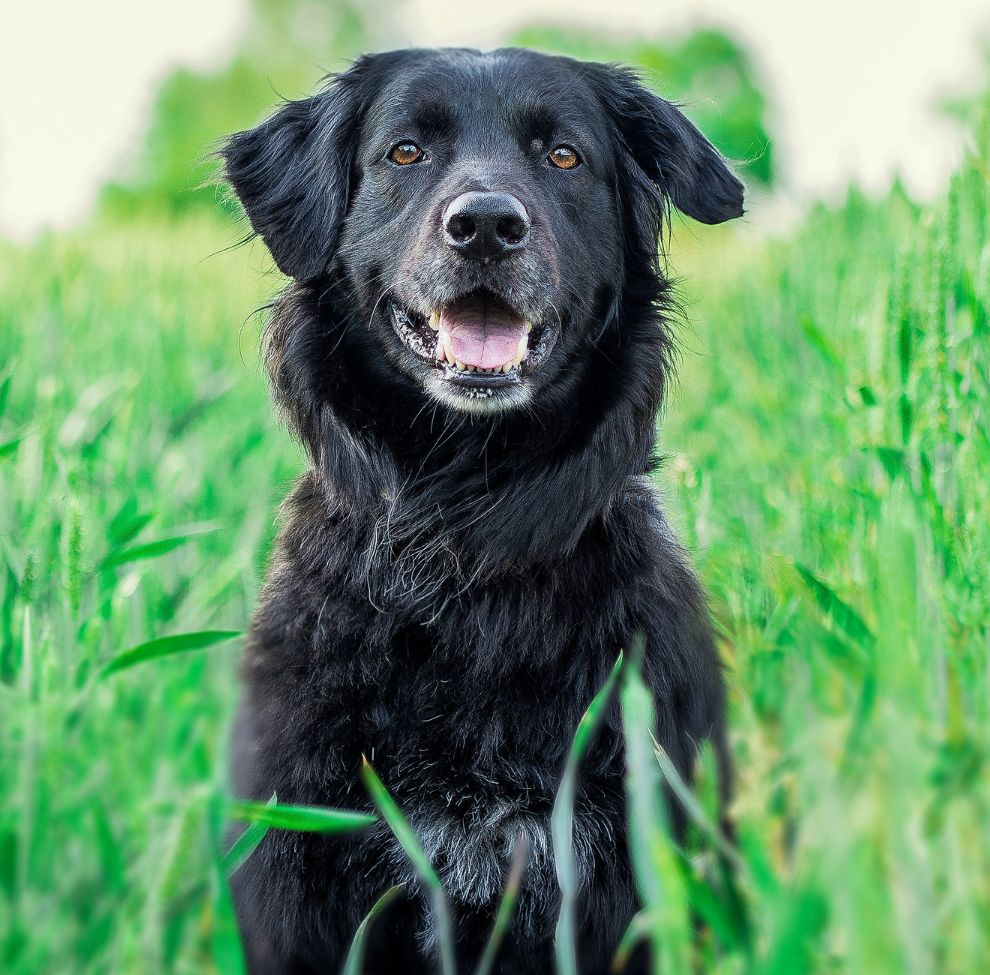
[224,48,743,416]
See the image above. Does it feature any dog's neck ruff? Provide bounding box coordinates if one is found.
[264,284,670,569]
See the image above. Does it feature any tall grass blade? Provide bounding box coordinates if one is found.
[100,630,243,677]
[651,737,752,956]
[208,794,247,975]
[341,884,406,975]
[613,910,650,973]
[0,434,25,460]
[361,757,457,975]
[680,856,751,955]
[0,360,14,418]
[474,833,529,975]
[163,793,282,918]
[797,313,842,369]
[874,446,905,481]
[223,792,276,877]
[621,634,689,975]
[107,496,154,546]
[552,652,623,975]
[227,799,376,834]
[795,564,875,647]
[98,528,217,571]
[651,736,744,872]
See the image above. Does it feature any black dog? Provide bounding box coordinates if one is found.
[223,47,743,975]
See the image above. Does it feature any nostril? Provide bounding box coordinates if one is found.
[495,215,529,246]
[446,213,477,243]
[442,191,531,256]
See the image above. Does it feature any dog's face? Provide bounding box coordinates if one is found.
[224,48,743,415]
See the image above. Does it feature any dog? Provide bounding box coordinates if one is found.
[223,46,743,975]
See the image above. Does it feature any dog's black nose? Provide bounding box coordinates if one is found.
[442,191,530,259]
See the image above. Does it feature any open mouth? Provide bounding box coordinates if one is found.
[389,292,555,398]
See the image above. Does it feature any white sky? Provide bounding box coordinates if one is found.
[1,0,988,240]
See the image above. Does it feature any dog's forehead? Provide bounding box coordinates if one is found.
[362,49,611,144]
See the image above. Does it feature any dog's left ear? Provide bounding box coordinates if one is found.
[589,64,745,225]
[222,59,375,281]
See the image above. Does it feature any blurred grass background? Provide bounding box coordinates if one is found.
[2,0,990,971]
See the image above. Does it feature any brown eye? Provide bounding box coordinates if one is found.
[389,143,423,165]
[548,145,580,170]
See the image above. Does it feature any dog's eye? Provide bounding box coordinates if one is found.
[389,143,424,165]
[547,145,580,170]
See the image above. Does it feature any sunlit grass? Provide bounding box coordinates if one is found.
[1,93,990,974]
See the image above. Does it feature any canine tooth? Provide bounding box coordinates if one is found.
[441,332,454,364]
[526,322,533,333]
[514,334,528,365]
[502,363,512,373]
[429,310,440,330]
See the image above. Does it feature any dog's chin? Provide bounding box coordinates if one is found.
[387,291,557,415]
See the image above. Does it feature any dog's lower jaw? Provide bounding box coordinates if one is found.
[424,372,535,414]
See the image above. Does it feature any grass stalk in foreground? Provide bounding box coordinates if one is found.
[361,757,458,975]
[227,799,376,834]
[100,629,243,677]
[651,736,744,874]
[621,634,689,974]
[551,652,624,975]
[222,792,276,877]
[473,833,530,975]
[208,794,248,975]
[342,884,407,975]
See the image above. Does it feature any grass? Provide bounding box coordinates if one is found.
[2,90,990,975]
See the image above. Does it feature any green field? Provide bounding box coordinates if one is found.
[2,58,990,975]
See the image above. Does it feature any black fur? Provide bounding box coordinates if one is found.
[223,47,743,975]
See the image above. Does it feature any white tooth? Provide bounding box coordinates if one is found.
[514,333,528,365]
[526,322,533,333]
[429,310,440,330]
[455,360,466,371]
[441,332,454,364]
[502,363,512,373]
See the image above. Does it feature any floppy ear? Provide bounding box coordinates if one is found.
[589,64,745,225]
[222,61,373,281]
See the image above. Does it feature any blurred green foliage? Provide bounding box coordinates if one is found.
[100,0,385,217]
[0,212,297,971]
[511,25,775,187]
[100,2,775,217]
[657,162,990,971]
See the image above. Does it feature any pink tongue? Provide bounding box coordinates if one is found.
[448,327,520,369]
[439,305,526,370]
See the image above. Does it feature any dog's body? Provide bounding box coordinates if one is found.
[224,48,743,975]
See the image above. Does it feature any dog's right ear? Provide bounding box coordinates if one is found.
[222,61,373,282]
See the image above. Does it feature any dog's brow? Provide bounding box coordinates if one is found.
[509,101,557,138]
[413,101,455,139]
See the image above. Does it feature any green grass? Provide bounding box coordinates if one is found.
[2,98,990,975]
